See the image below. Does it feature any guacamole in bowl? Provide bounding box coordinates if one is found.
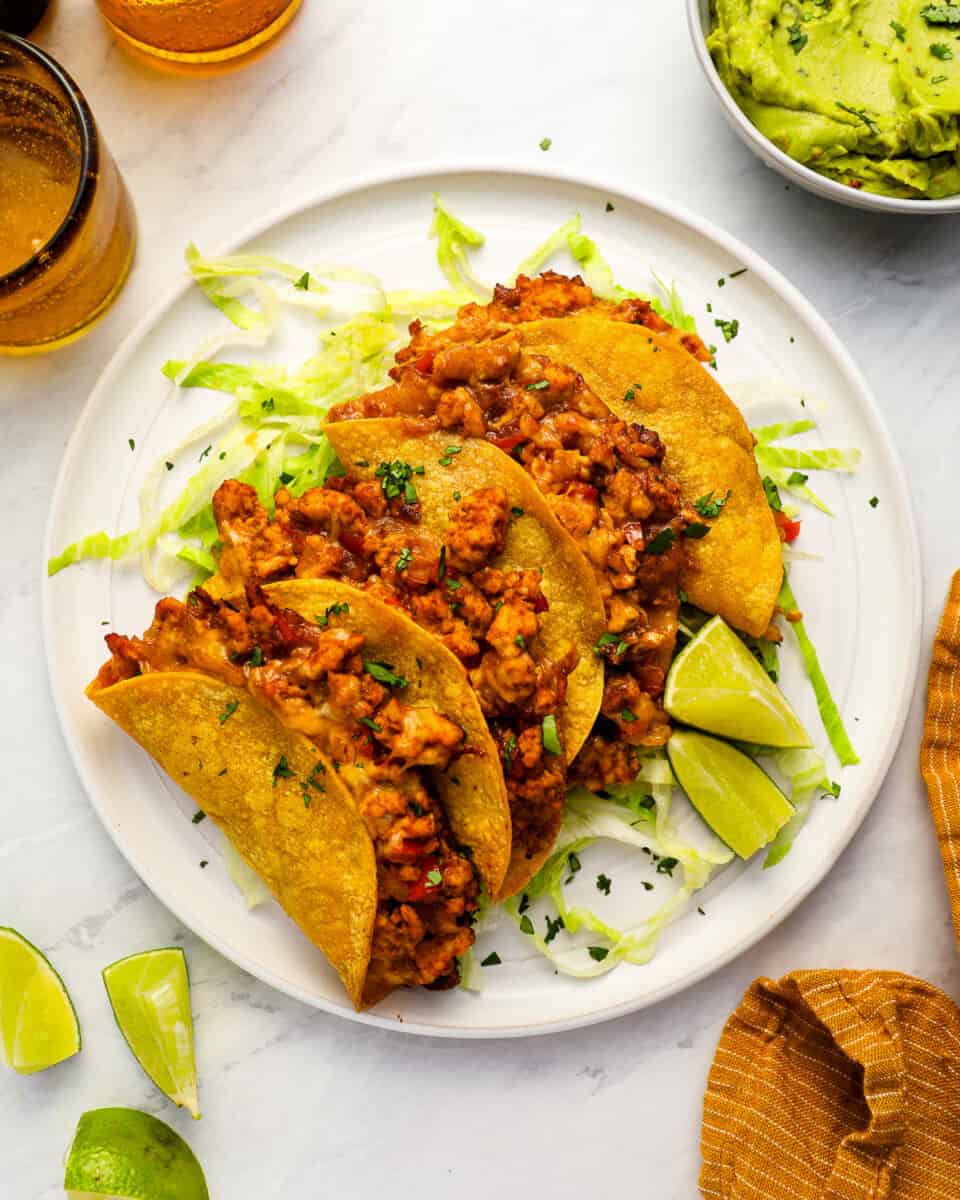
[707,0,960,199]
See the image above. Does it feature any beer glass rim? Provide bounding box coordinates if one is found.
[0,33,100,294]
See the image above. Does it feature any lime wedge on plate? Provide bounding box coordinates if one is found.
[0,926,80,1073]
[64,1107,209,1200]
[665,615,811,747]
[667,729,794,859]
[102,948,200,1119]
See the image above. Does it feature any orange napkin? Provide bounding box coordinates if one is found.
[920,570,960,944]
[699,970,960,1198]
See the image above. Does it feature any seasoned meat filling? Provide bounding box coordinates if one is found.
[96,587,478,996]
[211,476,577,869]
[329,275,699,787]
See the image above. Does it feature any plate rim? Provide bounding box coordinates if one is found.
[42,160,923,1038]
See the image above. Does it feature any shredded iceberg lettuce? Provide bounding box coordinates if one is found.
[503,754,732,977]
[429,195,489,300]
[763,748,833,868]
[567,230,634,301]
[222,841,273,910]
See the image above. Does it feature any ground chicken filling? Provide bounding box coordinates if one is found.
[329,275,701,789]
[209,476,577,870]
[95,587,479,996]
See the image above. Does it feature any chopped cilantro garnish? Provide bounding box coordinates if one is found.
[567,851,581,877]
[694,489,731,518]
[294,271,311,290]
[520,914,535,934]
[787,21,808,51]
[426,869,443,887]
[515,634,526,650]
[714,317,740,343]
[541,714,562,755]
[596,873,612,895]
[836,102,881,136]
[518,892,531,914]
[218,700,238,725]
[375,459,421,504]
[594,631,629,658]
[446,577,461,591]
[931,40,954,57]
[364,661,408,689]
[481,951,502,966]
[787,471,808,486]
[248,646,263,667]
[272,755,295,785]
[624,383,643,401]
[261,397,275,413]
[438,445,462,466]
[729,267,748,278]
[544,913,564,943]
[316,602,349,627]
[642,881,654,892]
[588,946,609,962]
[165,461,174,471]
[684,522,710,539]
[605,201,615,212]
[933,73,949,82]
[869,496,879,508]
[656,856,679,877]
[891,17,907,37]
[199,444,212,462]
[539,136,552,151]
[199,860,208,868]
[620,708,638,723]
[510,505,525,517]
[128,438,135,451]
[502,733,517,772]
[396,546,412,572]
[762,476,783,512]
[645,528,676,555]
[192,811,206,824]
[358,717,382,733]
[526,380,550,391]
[828,780,842,797]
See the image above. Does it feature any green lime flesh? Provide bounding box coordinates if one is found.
[667,729,794,859]
[102,948,199,1119]
[64,1108,209,1200]
[665,615,811,748]
[0,926,80,1074]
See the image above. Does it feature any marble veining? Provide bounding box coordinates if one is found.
[3,3,960,1196]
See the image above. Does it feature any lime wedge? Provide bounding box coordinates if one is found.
[665,615,811,747]
[667,729,794,859]
[102,949,200,1119]
[64,1107,209,1200]
[0,927,80,1073]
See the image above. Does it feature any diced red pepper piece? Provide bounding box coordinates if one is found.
[407,855,441,902]
[414,351,436,376]
[489,433,527,453]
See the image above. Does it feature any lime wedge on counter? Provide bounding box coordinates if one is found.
[665,615,811,747]
[102,948,200,1119]
[64,1107,209,1200]
[0,927,80,1074]
[667,729,794,859]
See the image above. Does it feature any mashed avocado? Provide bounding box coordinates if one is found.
[708,0,960,197]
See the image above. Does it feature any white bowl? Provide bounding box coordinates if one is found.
[686,0,960,214]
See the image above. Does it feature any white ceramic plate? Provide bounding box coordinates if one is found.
[44,164,921,1037]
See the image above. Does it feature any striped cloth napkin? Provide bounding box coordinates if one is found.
[699,971,960,1197]
[920,570,960,943]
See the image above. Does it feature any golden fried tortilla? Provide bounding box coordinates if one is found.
[518,317,782,637]
[322,419,607,762]
[87,670,377,1008]
[264,579,512,899]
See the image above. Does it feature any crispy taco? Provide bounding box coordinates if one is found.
[204,429,606,897]
[87,583,510,1009]
[515,314,781,638]
[328,285,699,797]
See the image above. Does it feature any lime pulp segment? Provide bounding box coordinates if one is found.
[667,729,794,859]
[665,615,811,748]
[64,1107,209,1200]
[0,926,80,1074]
[102,948,200,1119]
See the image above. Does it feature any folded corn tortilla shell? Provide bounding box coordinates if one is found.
[264,578,511,899]
[518,317,782,638]
[87,669,376,1009]
[322,419,606,760]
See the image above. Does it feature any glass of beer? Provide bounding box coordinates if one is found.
[94,0,304,67]
[0,34,136,355]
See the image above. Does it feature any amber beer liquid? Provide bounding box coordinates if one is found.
[95,0,304,66]
[0,36,135,354]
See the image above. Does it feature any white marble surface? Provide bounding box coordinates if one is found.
[3,2,960,1196]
